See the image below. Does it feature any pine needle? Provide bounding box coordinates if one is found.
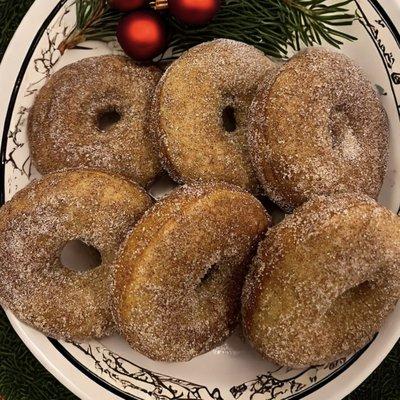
[58,0,123,54]
[59,0,357,58]
[168,0,357,58]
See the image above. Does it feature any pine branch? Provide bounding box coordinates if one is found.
[57,0,357,59]
[168,0,357,59]
[58,0,122,54]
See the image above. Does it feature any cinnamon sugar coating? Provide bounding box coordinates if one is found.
[247,47,389,211]
[0,169,152,340]
[150,39,276,192]
[28,55,162,187]
[113,183,270,361]
[242,192,400,367]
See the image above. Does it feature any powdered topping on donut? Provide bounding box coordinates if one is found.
[150,39,276,192]
[113,183,270,361]
[247,47,389,210]
[3,39,399,369]
[0,169,152,340]
[242,192,400,367]
[28,55,162,186]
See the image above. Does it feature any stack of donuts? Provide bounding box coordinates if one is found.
[0,39,399,368]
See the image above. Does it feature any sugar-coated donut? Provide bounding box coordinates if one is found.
[113,183,270,361]
[28,55,161,187]
[247,47,389,211]
[242,193,400,367]
[150,39,275,192]
[0,170,152,340]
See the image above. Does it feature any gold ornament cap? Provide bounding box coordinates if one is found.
[150,0,168,10]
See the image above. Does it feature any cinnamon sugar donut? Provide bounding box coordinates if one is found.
[247,47,389,210]
[0,170,152,340]
[113,183,270,361]
[242,193,400,367]
[28,55,161,186]
[150,39,275,192]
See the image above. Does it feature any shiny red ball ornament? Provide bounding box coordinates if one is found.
[117,10,167,61]
[169,0,220,25]
[109,0,148,12]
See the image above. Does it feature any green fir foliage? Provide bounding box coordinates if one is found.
[168,0,357,58]
[59,0,357,58]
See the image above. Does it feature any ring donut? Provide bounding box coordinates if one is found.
[28,55,162,187]
[242,192,400,367]
[150,39,275,192]
[0,170,152,340]
[113,183,270,361]
[247,47,389,210]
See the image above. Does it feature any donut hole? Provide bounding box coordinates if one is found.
[222,106,237,132]
[200,264,219,285]
[60,239,102,272]
[342,281,372,297]
[332,281,372,307]
[96,109,121,132]
[329,106,349,147]
[329,106,360,160]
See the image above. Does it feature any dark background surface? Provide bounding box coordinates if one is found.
[0,0,399,399]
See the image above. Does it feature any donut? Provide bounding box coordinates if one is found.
[242,192,400,367]
[113,183,270,361]
[0,170,152,340]
[150,39,275,192]
[28,55,162,187]
[247,47,389,211]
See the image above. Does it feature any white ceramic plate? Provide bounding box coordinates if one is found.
[1,1,400,399]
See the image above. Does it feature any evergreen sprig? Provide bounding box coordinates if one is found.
[58,0,122,54]
[59,0,357,58]
[168,0,357,59]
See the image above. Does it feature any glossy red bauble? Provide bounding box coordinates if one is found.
[169,0,220,25]
[108,0,148,12]
[117,10,167,61]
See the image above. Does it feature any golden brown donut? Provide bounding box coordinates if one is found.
[242,192,400,367]
[113,183,270,361]
[28,55,161,187]
[0,170,152,340]
[150,39,275,192]
[247,47,389,211]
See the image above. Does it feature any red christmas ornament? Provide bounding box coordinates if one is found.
[109,0,148,12]
[117,10,167,61]
[169,0,220,25]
